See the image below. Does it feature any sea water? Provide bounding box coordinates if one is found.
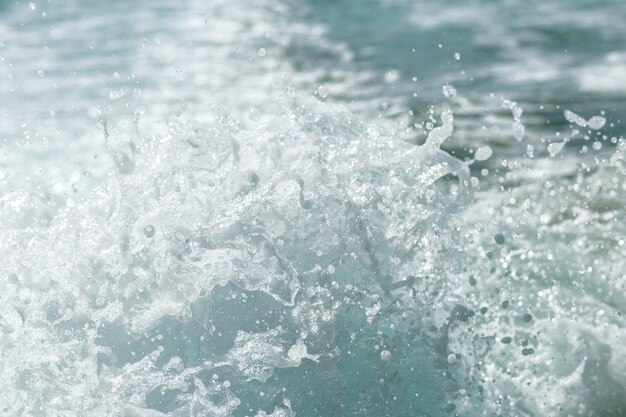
[1,1,625,416]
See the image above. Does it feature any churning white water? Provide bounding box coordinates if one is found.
[1,1,626,416]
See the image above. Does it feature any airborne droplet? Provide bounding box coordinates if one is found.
[442,84,457,98]
[474,146,493,161]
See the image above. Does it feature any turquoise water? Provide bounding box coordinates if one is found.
[1,1,625,416]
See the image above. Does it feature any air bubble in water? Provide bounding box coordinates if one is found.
[143,225,155,238]
[380,350,392,361]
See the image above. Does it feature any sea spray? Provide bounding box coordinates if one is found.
[0,95,476,417]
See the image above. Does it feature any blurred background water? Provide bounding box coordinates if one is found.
[1,1,625,416]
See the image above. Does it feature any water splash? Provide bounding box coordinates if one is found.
[0,94,476,417]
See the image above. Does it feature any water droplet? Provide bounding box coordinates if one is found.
[385,70,399,83]
[108,89,126,100]
[564,110,606,130]
[474,146,492,161]
[442,84,457,98]
[258,48,266,57]
[564,109,586,126]
[588,115,606,130]
[548,141,565,157]
[317,85,329,99]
